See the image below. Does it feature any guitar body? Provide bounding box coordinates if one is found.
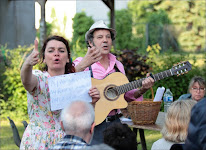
[91,61,192,125]
[92,72,129,125]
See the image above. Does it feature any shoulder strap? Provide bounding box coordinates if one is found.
[89,66,93,78]
[114,63,120,72]
[89,63,120,78]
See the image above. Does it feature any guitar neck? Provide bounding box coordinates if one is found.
[115,69,173,95]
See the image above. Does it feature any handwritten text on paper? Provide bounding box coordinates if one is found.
[48,71,92,111]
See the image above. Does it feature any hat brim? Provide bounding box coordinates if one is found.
[85,28,116,41]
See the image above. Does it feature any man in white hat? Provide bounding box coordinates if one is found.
[73,20,154,145]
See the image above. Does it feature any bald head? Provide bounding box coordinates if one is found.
[61,100,95,135]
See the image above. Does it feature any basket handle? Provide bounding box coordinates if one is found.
[150,87,154,99]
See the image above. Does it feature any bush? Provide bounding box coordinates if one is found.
[0,45,37,120]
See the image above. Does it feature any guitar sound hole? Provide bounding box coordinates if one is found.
[104,85,118,101]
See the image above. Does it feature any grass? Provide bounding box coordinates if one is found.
[137,130,162,150]
[0,119,162,150]
[0,120,25,150]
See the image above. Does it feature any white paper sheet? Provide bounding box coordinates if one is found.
[153,87,165,102]
[120,117,132,122]
[48,71,92,111]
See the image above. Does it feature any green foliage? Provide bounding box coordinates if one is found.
[36,8,67,44]
[128,1,173,53]
[147,10,175,50]
[153,0,206,52]
[112,9,136,50]
[71,39,88,59]
[148,9,171,26]
[0,45,35,120]
[49,8,67,37]
[128,0,206,52]
[71,11,94,52]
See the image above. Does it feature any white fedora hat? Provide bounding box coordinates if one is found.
[85,20,116,42]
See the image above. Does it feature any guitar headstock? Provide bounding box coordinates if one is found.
[171,61,192,76]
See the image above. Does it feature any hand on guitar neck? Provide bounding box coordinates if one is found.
[134,73,155,98]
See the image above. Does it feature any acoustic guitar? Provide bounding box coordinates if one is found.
[91,61,192,125]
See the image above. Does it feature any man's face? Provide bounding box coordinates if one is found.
[90,29,112,55]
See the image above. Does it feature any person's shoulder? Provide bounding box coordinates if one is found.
[153,138,166,145]
[192,97,206,112]
[152,138,175,150]
[151,138,163,150]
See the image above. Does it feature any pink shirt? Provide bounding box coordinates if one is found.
[73,53,143,115]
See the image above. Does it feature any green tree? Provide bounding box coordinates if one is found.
[157,0,206,52]
[114,9,136,50]
[128,1,154,52]
[128,1,173,53]
[71,11,94,56]
[128,0,206,52]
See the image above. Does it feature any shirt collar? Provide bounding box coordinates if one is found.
[63,135,88,145]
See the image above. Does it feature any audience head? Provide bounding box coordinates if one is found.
[40,35,75,74]
[161,100,197,143]
[60,100,95,144]
[103,122,137,150]
[188,76,205,101]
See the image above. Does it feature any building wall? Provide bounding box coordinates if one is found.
[0,0,36,49]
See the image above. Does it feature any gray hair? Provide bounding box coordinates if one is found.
[188,76,205,92]
[85,29,115,47]
[61,100,95,135]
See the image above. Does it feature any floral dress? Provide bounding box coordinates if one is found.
[20,70,65,150]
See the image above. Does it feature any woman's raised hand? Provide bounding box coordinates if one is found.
[21,39,39,92]
[26,39,39,66]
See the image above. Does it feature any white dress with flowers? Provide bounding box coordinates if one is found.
[20,70,65,150]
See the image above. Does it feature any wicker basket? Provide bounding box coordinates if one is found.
[127,88,161,125]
